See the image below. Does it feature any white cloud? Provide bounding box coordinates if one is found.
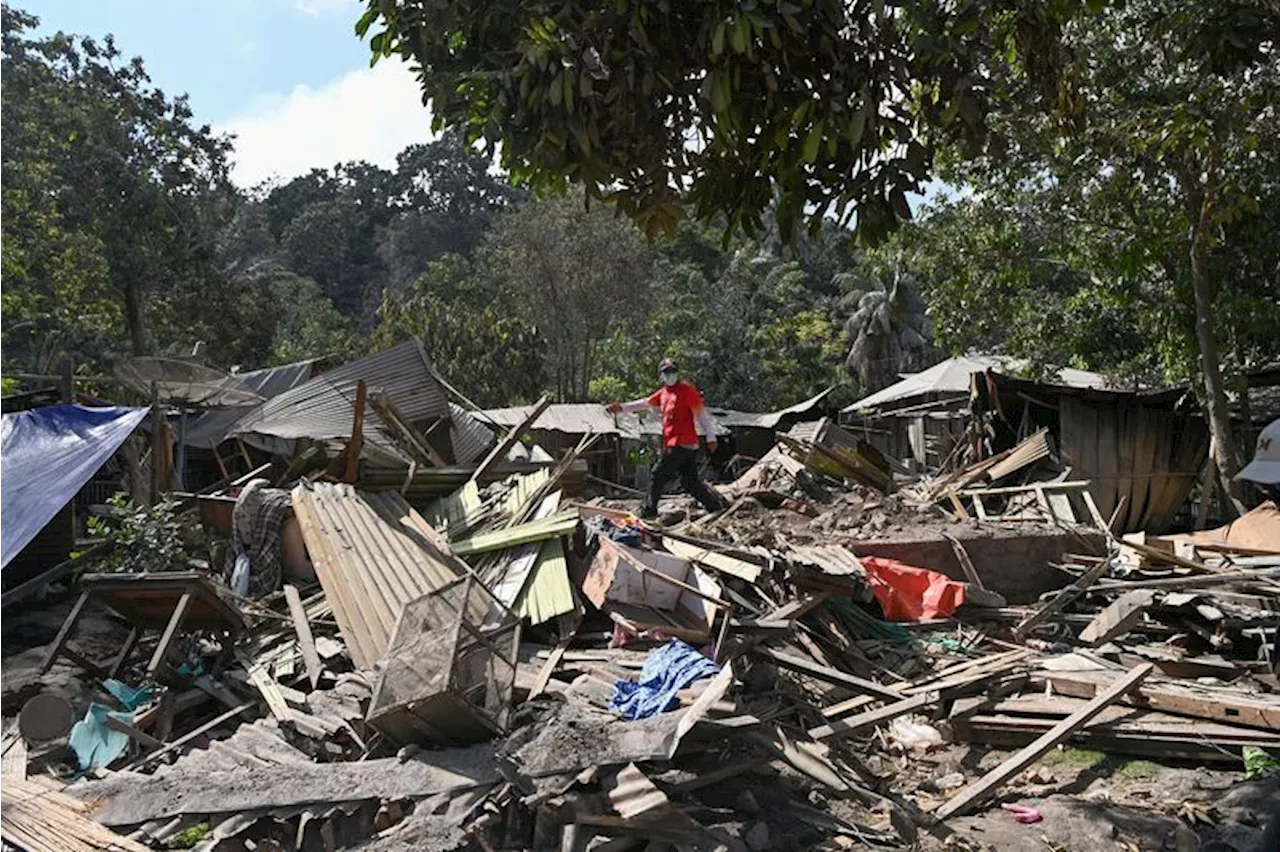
[219,60,434,188]
[294,0,359,16]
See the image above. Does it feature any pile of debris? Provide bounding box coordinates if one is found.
[3,383,1278,852]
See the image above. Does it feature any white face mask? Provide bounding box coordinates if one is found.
[661,371,678,386]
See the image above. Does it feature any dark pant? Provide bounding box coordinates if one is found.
[642,446,725,516]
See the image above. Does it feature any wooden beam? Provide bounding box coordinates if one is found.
[146,592,192,677]
[808,691,939,741]
[104,715,164,750]
[124,701,256,771]
[345,380,367,484]
[1078,590,1156,647]
[39,591,91,674]
[1037,671,1280,732]
[284,585,323,689]
[935,663,1153,819]
[1012,558,1113,641]
[1093,568,1280,592]
[760,647,905,702]
[470,395,551,484]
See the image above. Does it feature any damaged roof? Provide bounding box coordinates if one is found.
[228,343,490,465]
[844,355,1114,413]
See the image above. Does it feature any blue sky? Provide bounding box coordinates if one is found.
[24,0,431,187]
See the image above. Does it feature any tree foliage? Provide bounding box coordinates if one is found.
[916,0,1280,499]
[357,0,1092,243]
[2,6,236,368]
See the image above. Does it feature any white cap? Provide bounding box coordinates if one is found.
[1238,418,1280,485]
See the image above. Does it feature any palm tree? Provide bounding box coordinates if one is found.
[836,254,939,393]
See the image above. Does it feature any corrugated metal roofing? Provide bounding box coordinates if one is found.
[713,386,834,429]
[290,481,463,669]
[449,402,494,464]
[844,355,1112,413]
[229,342,489,466]
[182,359,320,448]
[514,538,574,625]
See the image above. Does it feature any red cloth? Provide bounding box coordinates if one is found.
[859,556,968,621]
[647,381,707,449]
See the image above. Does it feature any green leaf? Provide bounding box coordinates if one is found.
[712,20,727,57]
[801,124,822,164]
[731,17,749,54]
[549,71,563,106]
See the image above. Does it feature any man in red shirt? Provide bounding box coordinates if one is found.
[607,358,727,519]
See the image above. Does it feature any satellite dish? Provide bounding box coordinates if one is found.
[115,357,266,408]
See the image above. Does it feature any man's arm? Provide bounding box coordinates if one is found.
[607,391,660,415]
[688,387,719,450]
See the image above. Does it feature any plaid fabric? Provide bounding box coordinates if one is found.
[225,480,293,598]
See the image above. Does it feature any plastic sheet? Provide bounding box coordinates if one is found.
[1,405,147,568]
[860,556,969,621]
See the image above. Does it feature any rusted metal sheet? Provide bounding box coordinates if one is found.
[291,481,463,669]
[231,342,481,465]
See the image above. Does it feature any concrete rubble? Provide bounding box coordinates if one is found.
[2,351,1278,852]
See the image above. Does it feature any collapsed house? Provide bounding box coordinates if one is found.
[2,346,1277,852]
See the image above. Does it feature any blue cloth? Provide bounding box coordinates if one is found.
[609,640,721,721]
[103,679,153,711]
[1,405,147,568]
[69,703,136,770]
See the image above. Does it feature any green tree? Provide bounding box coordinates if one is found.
[480,190,654,400]
[928,0,1280,509]
[1,8,236,366]
[357,0,1089,243]
[374,254,546,405]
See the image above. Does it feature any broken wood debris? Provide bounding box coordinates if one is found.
[8,359,1278,852]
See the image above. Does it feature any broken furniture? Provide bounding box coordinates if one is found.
[584,535,726,643]
[40,571,245,681]
[367,573,521,746]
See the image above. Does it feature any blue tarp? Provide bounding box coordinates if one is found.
[609,640,721,721]
[1,405,147,568]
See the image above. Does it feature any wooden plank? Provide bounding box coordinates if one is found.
[1120,537,1222,574]
[39,590,91,674]
[1092,567,1280,592]
[760,647,905,702]
[1013,558,1113,641]
[470,395,551,484]
[124,701,257,771]
[959,480,1091,498]
[242,659,293,723]
[821,649,1030,720]
[1037,671,1280,732]
[808,691,939,741]
[530,632,575,699]
[935,663,1153,819]
[1078,590,1156,647]
[345,379,367,484]
[104,715,164,750]
[2,732,28,780]
[146,591,193,676]
[283,584,323,689]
